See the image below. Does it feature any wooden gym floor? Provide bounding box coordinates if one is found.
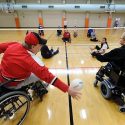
[0,28,125,125]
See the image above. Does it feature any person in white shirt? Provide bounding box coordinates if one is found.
[90,37,109,56]
[64,18,68,28]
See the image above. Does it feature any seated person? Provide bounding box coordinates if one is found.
[41,44,59,59]
[62,30,71,43]
[90,37,109,56]
[87,28,93,38]
[38,24,44,36]
[0,32,81,100]
[90,30,98,42]
[57,26,62,37]
[114,18,120,27]
[73,26,78,38]
[92,32,125,109]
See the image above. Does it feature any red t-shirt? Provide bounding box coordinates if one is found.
[63,32,70,39]
[0,42,69,92]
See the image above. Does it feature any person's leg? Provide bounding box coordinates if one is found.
[53,48,59,55]
[16,73,48,89]
[91,38,98,42]
[90,46,96,51]
[95,45,100,50]
[90,38,93,41]
[94,38,98,42]
[69,38,71,43]
[57,32,59,36]
[50,47,54,53]
[87,33,91,38]
[62,38,66,42]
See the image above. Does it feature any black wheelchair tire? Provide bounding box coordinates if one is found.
[0,91,30,125]
[94,79,98,87]
[119,107,125,112]
[100,81,112,99]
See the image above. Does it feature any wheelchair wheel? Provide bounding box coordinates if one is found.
[94,79,98,87]
[100,80,112,99]
[0,91,30,125]
[119,107,125,112]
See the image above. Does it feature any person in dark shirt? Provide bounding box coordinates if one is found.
[41,44,59,59]
[57,26,62,37]
[93,32,125,109]
[90,30,98,42]
[87,28,93,38]
[93,34,125,68]
[38,24,44,36]
[93,32,125,71]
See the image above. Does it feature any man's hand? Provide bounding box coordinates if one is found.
[68,86,82,100]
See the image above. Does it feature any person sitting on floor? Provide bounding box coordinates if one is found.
[87,28,93,38]
[38,24,44,36]
[41,44,59,59]
[90,37,109,56]
[73,26,78,38]
[62,29,71,43]
[90,30,98,42]
[57,26,62,37]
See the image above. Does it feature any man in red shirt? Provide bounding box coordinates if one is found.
[0,32,81,100]
[62,30,71,43]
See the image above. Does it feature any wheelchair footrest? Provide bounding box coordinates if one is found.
[32,81,48,99]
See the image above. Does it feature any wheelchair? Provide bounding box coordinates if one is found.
[0,79,48,125]
[93,62,125,112]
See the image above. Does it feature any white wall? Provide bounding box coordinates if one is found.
[18,11,38,27]
[0,12,15,27]
[0,11,125,28]
[0,0,125,28]
[66,12,85,27]
[42,11,62,27]
[89,13,108,27]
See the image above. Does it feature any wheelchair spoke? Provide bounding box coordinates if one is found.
[0,91,30,125]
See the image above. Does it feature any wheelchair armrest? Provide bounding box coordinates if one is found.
[96,66,105,76]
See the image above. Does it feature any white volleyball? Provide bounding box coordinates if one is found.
[70,79,83,91]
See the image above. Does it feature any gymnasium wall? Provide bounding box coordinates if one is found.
[0,0,125,28]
